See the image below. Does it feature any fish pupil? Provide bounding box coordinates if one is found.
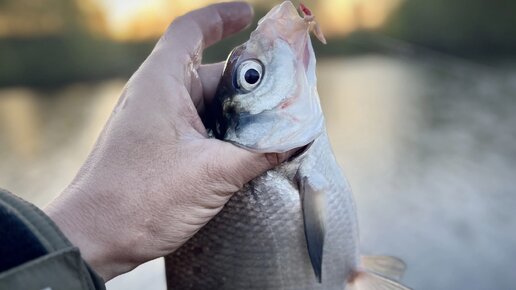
[244,69,260,84]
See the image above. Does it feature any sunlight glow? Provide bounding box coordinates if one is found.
[92,0,402,40]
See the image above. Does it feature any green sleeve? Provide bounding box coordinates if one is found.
[0,189,105,290]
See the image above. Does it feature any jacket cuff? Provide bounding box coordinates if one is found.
[0,188,105,290]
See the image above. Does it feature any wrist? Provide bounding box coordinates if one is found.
[44,187,135,281]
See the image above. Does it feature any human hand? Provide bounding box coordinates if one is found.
[44,2,294,281]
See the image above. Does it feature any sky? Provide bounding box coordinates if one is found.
[0,0,402,40]
[91,0,403,40]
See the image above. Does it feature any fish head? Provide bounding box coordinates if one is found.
[211,1,325,153]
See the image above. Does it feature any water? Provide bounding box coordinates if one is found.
[0,55,515,290]
[319,56,516,290]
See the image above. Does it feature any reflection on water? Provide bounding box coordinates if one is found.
[1,55,515,290]
[0,82,122,206]
[320,56,516,290]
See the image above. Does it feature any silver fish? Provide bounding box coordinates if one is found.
[165,2,411,289]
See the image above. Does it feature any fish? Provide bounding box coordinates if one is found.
[165,2,411,289]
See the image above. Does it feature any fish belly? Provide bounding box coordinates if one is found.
[165,136,358,290]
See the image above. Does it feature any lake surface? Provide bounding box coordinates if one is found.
[1,55,515,290]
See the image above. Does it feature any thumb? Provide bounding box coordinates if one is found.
[203,140,297,190]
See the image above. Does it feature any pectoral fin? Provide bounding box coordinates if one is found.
[298,173,327,283]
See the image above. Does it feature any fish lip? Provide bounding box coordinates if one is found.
[254,1,310,44]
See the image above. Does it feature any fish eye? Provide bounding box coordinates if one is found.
[236,59,263,92]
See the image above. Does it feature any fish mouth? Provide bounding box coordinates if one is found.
[255,1,325,46]
[255,2,308,46]
[254,1,317,74]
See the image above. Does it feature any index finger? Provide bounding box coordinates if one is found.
[150,2,253,78]
[171,2,254,50]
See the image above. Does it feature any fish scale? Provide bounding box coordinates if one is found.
[166,133,359,289]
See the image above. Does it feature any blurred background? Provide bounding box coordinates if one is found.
[1,0,515,289]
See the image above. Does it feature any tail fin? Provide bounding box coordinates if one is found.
[347,256,411,290]
[361,256,406,281]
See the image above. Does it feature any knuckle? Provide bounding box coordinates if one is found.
[207,6,224,35]
[163,14,194,42]
[170,14,192,30]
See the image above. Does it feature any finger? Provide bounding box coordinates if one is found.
[202,140,299,191]
[194,62,224,112]
[167,2,253,51]
[149,2,253,81]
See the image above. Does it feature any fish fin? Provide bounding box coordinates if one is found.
[347,271,412,290]
[361,256,406,281]
[298,173,327,283]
